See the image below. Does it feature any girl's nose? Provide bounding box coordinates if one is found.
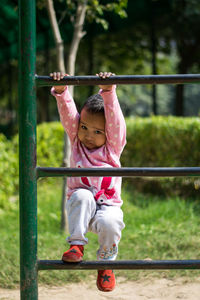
[85,133,92,140]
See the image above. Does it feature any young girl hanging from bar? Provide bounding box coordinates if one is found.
[50,71,126,292]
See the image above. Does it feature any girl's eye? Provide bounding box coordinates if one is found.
[95,130,101,134]
[81,125,87,130]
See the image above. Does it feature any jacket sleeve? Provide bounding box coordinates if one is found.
[99,86,126,156]
[51,86,79,144]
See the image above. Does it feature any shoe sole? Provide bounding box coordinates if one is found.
[62,256,83,263]
[96,282,115,292]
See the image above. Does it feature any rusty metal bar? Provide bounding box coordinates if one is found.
[38,259,200,270]
[35,74,200,86]
[36,167,200,179]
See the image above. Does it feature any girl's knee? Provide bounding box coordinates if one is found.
[69,189,94,205]
[67,189,96,220]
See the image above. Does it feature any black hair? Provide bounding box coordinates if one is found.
[81,94,104,114]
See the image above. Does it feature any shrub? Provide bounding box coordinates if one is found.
[0,134,18,209]
[36,122,64,167]
[0,122,64,209]
[121,116,200,167]
[121,116,200,197]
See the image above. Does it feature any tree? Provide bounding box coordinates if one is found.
[46,0,88,231]
[46,0,128,231]
[125,0,200,116]
[170,0,200,115]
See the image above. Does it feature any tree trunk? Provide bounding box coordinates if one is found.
[46,0,65,73]
[47,0,87,231]
[174,84,184,116]
[67,1,87,78]
[61,1,87,231]
[39,33,50,122]
[87,26,95,97]
[46,0,68,231]
[174,60,186,116]
[150,12,157,115]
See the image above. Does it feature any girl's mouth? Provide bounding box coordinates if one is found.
[84,141,95,149]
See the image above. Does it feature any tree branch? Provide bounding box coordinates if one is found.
[67,0,87,83]
[46,0,65,72]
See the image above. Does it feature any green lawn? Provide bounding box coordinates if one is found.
[1,178,200,288]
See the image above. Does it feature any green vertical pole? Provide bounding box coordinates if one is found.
[19,0,38,299]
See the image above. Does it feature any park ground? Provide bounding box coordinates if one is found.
[1,277,200,300]
[2,182,200,299]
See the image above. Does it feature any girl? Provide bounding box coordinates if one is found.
[51,71,126,292]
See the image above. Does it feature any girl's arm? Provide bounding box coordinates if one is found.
[100,86,126,156]
[50,73,79,143]
[96,72,126,156]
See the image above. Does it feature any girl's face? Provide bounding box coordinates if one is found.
[78,108,106,150]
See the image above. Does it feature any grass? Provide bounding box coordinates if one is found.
[1,178,200,288]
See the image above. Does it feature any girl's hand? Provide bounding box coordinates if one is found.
[50,72,68,94]
[96,72,115,91]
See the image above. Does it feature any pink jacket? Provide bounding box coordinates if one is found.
[51,86,126,206]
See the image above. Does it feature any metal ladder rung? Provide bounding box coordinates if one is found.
[38,259,200,270]
[36,166,200,178]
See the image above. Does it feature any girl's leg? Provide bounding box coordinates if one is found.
[66,189,96,245]
[89,205,125,292]
[89,205,125,260]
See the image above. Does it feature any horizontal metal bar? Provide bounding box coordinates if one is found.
[38,260,200,270]
[37,167,200,179]
[35,74,200,87]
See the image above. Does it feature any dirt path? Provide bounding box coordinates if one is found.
[0,278,200,300]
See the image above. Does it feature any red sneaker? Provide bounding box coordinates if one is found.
[96,270,115,292]
[62,245,84,262]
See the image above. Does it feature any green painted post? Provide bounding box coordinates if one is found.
[18,0,38,299]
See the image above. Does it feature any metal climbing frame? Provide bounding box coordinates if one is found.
[18,0,200,299]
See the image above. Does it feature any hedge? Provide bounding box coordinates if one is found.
[121,116,200,197]
[121,116,200,167]
[0,134,18,209]
[0,122,64,209]
[1,117,200,208]
[36,122,64,167]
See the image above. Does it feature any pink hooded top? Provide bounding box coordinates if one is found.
[51,85,126,207]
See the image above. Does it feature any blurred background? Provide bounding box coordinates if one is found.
[1,1,200,289]
[1,0,200,139]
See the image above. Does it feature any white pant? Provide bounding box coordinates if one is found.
[66,189,125,260]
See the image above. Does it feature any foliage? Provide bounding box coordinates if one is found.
[0,122,64,209]
[37,122,64,167]
[85,0,128,29]
[52,0,128,30]
[0,134,18,209]
[122,116,200,167]
[2,0,200,139]
[169,0,200,71]
[121,116,200,197]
